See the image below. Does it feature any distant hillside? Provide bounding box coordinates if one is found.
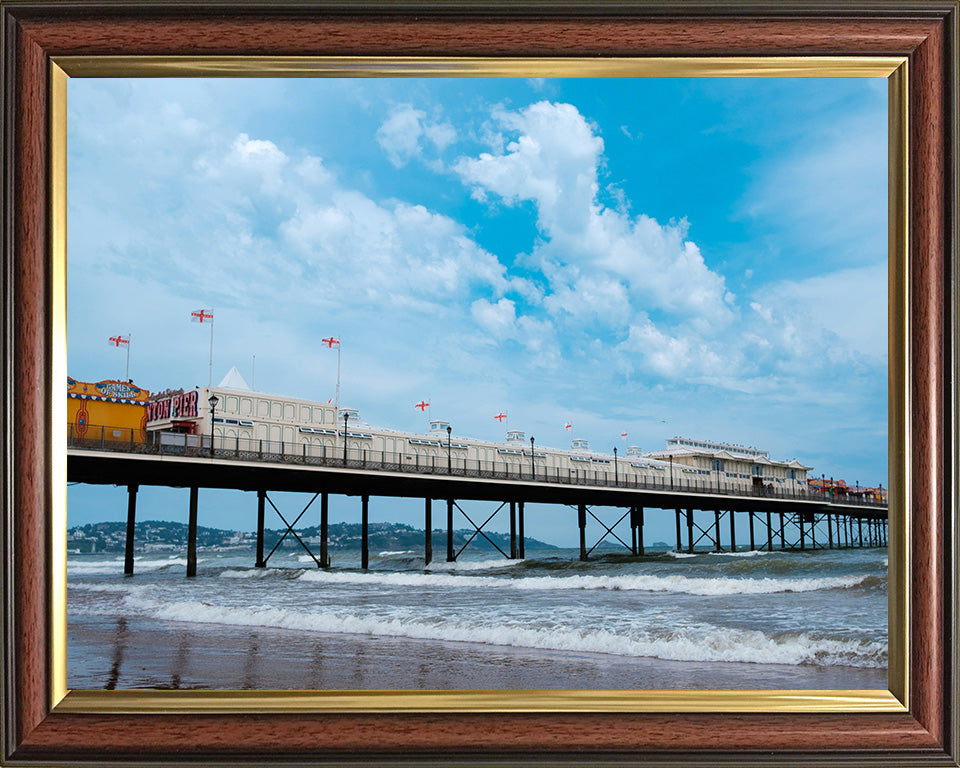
[67,520,560,555]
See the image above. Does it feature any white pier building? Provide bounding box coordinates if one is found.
[145,366,812,493]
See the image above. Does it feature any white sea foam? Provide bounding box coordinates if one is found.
[706,550,769,558]
[425,558,522,572]
[378,550,416,557]
[666,551,697,559]
[68,581,155,595]
[119,596,887,668]
[291,568,871,596]
[67,557,190,576]
[220,568,296,579]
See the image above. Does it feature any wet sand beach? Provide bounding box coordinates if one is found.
[69,615,888,692]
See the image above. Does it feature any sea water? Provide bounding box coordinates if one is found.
[66,545,888,690]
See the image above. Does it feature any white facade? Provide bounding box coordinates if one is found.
[148,371,813,493]
[644,436,813,490]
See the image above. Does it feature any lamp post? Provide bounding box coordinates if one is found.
[669,454,674,487]
[530,436,536,479]
[342,412,350,464]
[207,393,219,457]
[613,446,618,485]
[447,425,452,474]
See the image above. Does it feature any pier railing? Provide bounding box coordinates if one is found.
[67,423,887,510]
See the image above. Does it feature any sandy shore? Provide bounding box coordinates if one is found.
[68,615,888,692]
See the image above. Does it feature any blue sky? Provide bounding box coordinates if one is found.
[66,76,888,547]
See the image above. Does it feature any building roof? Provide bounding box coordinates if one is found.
[217,366,251,391]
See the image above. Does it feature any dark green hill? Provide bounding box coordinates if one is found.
[67,520,559,554]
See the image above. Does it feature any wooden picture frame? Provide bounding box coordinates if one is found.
[2,2,957,764]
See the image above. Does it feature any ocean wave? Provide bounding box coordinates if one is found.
[291,568,874,596]
[118,596,887,668]
[425,558,522,572]
[705,550,770,558]
[67,557,191,576]
[378,550,417,557]
[220,567,306,580]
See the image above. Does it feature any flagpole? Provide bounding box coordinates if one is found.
[208,310,215,388]
[335,341,341,452]
[125,334,130,381]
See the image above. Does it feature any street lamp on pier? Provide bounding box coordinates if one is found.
[207,393,219,457]
[447,425,452,474]
[530,436,536,479]
[342,411,350,464]
[613,446,618,484]
[669,454,674,487]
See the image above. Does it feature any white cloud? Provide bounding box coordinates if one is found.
[751,261,887,365]
[737,106,887,269]
[471,297,516,339]
[454,102,734,332]
[376,104,457,168]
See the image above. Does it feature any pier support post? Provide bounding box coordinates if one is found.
[510,501,517,559]
[637,507,644,556]
[686,508,694,554]
[748,511,756,551]
[713,510,721,552]
[447,499,455,562]
[630,506,638,555]
[320,492,329,569]
[124,484,138,576]
[518,501,525,559]
[255,490,266,568]
[361,495,369,569]
[578,504,587,561]
[857,516,863,547]
[766,511,772,551]
[827,513,834,549]
[424,498,432,566]
[728,510,736,552]
[779,511,786,550]
[799,514,806,551]
[187,486,198,578]
[675,508,682,552]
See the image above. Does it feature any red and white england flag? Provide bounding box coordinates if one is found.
[322,336,340,348]
[494,412,507,423]
[415,400,430,412]
[621,431,628,440]
[107,335,129,347]
[191,309,214,323]
[564,422,573,431]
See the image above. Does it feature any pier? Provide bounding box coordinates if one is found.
[67,428,888,576]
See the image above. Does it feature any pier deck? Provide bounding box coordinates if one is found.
[67,442,888,575]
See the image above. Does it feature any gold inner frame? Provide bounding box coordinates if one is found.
[49,56,909,714]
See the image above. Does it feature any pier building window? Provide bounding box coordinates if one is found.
[711,459,725,472]
[751,464,763,477]
[225,396,239,413]
[300,406,311,422]
[284,404,295,421]
[240,398,253,416]
[257,400,269,418]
